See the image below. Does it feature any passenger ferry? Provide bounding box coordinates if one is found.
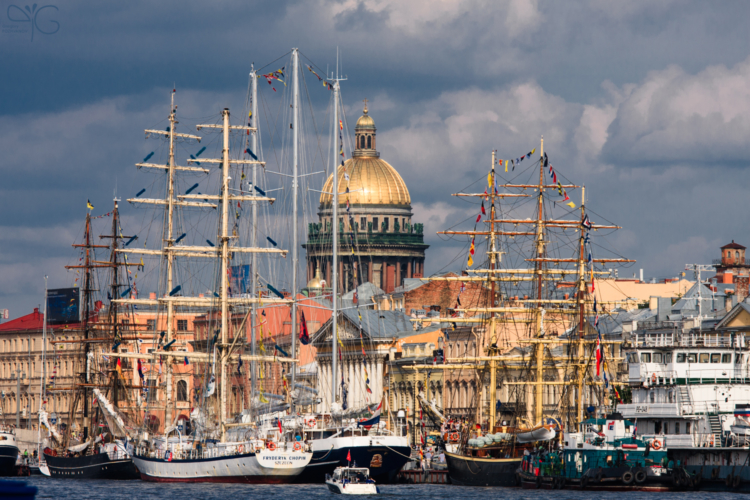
[618,322,750,491]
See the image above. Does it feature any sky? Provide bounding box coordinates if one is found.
[0,0,749,319]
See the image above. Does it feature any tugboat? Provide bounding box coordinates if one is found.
[516,412,694,491]
[326,466,379,495]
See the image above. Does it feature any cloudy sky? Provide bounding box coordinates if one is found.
[1,0,749,318]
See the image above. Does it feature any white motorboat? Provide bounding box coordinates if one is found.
[326,466,378,495]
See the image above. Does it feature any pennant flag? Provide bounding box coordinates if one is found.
[531,148,536,155]
[169,285,182,296]
[116,358,122,374]
[274,344,290,357]
[184,356,189,366]
[299,310,310,345]
[307,64,323,80]
[120,287,131,298]
[595,331,603,377]
[175,233,186,244]
[277,418,283,434]
[487,172,492,189]
[125,235,137,246]
[245,149,259,161]
[582,214,592,230]
[346,449,352,462]
[186,183,199,195]
[566,201,576,209]
[511,159,515,171]
[237,356,243,375]
[135,188,146,197]
[143,152,154,162]
[137,359,144,380]
[544,152,548,167]
[87,199,94,210]
[267,237,278,247]
[480,200,486,215]
[267,284,285,299]
[254,185,266,196]
[206,239,215,247]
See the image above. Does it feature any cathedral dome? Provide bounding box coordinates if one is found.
[320,103,410,208]
[319,157,411,208]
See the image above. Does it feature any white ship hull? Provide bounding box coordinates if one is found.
[134,448,312,483]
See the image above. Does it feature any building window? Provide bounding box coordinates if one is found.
[383,218,389,232]
[360,217,366,231]
[360,136,365,149]
[372,217,379,232]
[367,135,371,149]
[147,319,156,331]
[177,380,188,402]
[675,422,680,434]
[177,320,188,331]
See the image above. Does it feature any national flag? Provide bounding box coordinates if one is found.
[476,213,481,223]
[595,331,603,377]
[278,418,283,434]
[87,199,94,210]
[480,200,486,215]
[184,357,189,366]
[346,449,352,462]
[582,214,592,230]
[340,119,343,131]
[116,358,122,374]
[357,401,382,428]
[137,359,144,381]
[299,310,310,345]
[487,172,492,189]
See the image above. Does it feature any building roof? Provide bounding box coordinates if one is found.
[342,282,384,307]
[0,308,45,332]
[722,241,746,250]
[319,157,411,208]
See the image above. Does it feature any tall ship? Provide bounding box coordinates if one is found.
[41,204,140,479]
[110,77,311,482]
[399,139,640,487]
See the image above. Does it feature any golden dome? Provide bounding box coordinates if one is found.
[319,157,411,208]
[306,267,325,289]
[355,100,375,129]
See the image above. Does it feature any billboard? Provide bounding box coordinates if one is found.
[230,265,251,295]
[47,288,81,325]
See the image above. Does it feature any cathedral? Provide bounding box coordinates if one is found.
[304,104,428,294]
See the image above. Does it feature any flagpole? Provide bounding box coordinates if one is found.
[250,65,258,416]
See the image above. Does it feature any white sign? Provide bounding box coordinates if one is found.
[1,309,7,319]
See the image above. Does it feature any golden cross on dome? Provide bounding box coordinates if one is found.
[362,98,368,114]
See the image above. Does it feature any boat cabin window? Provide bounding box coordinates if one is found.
[722,354,731,363]
[665,353,672,363]
[654,421,661,434]
[653,352,663,363]
[686,422,691,434]
[628,353,638,363]
[641,353,651,363]
[675,422,680,434]
[668,390,674,403]
[663,422,669,434]
[676,353,686,363]
[711,353,721,364]
[688,353,697,363]
[736,354,744,364]
[649,391,655,403]
[699,353,710,363]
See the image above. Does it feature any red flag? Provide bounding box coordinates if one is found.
[278,419,283,434]
[299,311,310,345]
[346,450,351,462]
[476,213,481,223]
[480,200,486,215]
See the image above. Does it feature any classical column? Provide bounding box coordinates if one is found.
[395,260,401,288]
[407,261,413,279]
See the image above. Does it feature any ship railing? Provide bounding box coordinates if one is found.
[726,433,750,448]
[105,449,131,461]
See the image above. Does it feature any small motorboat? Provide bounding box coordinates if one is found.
[326,466,378,495]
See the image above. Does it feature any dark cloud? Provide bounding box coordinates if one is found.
[1,0,749,317]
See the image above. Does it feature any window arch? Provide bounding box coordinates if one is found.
[177,380,188,402]
[367,135,371,149]
[737,251,741,260]
[360,136,365,149]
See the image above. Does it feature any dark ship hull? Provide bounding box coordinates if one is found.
[0,444,19,477]
[44,451,139,479]
[445,451,520,487]
[295,443,411,484]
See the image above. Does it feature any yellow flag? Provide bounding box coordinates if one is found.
[487,172,492,189]
[566,202,576,209]
[467,254,474,267]
[505,160,508,173]
[531,148,536,155]
[87,199,94,210]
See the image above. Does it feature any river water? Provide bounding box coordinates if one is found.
[15,477,746,500]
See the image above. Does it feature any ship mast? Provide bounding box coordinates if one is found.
[249,66,259,411]
[290,48,299,408]
[114,98,296,442]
